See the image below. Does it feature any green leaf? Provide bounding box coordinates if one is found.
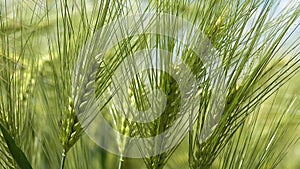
[0,123,33,169]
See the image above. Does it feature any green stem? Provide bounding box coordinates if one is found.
[118,155,123,169]
[60,149,66,169]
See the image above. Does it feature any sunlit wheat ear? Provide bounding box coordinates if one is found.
[60,97,83,154]
[65,42,107,150]
[135,70,185,169]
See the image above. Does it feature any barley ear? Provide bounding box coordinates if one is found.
[60,97,83,153]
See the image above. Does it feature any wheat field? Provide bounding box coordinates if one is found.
[0,0,300,169]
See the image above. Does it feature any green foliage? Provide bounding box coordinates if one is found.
[0,0,300,169]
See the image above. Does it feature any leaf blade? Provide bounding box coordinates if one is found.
[0,124,33,169]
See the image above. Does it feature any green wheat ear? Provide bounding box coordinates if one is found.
[60,97,83,154]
